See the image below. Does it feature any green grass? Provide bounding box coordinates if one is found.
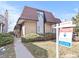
[0,44,16,58]
[23,42,48,58]
[33,40,56,58]
[23,41,56,58]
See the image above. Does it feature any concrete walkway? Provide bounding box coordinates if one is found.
[14,37,34,58]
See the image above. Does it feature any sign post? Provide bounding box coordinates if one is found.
[54,21,76,58]
[56,24,59,58]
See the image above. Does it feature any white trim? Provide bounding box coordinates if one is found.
[56,24,59,58]
[53,24,76,28]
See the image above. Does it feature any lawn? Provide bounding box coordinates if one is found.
[0,44,16,58]
[59,42,79,58]
[23,40,79,58]
[23,40,56,58]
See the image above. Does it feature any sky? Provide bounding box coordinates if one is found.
[0,1,79,32]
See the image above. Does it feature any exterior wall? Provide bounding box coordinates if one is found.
[20,20,55,37]
[45,22,52,33]
[21,20,37,37]
[14,29,20,37]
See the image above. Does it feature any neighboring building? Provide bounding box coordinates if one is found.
[14,6,61,37]
[0,10,8,33]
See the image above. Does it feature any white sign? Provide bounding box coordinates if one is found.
[54,21,76,58]
[60,21,72,27]
[58,21,74,47]
[59,28,73,47]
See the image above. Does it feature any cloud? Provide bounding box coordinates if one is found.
[73,8,79,13]
[0,2,21,32]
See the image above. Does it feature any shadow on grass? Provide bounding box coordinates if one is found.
[23,43,48,58]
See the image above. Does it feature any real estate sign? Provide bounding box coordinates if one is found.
[59,21,73,47]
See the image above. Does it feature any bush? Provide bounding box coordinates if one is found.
[21,37,33,43]
[21,33,56,43]
[44,32,56,40]
[0,33,14,47]
[8,31,14,36]
[21,33,45,43]
[0,33,13,37]
[25,33,43,39]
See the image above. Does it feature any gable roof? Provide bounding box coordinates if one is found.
[19,6,38,21]
[18,6,61,24]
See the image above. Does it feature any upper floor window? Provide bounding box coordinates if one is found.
[37,11,44,34]
[37,11,44,19]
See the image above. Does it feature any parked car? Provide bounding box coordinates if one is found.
[72,32,78,41]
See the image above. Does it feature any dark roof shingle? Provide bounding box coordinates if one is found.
[20,6,38,21]
[19,6,61,23]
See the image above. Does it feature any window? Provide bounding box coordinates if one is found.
[37,11,44,34]
[52,24,56,33]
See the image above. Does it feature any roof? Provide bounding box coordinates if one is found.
[18,6,61,24]
[14,24,20,30]
[55,18,61,23]
[19,6,38,21]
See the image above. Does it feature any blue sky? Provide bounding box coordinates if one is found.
[0,1,79,32]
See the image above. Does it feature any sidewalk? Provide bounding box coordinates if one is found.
[14,37,34,58]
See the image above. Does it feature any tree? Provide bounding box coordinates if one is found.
[72,12,79,34]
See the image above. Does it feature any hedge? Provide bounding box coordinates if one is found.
[21,33,56,43]
[0,33,14,47]
[21,33,44,43]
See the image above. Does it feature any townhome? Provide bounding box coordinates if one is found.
[14,6,61,37]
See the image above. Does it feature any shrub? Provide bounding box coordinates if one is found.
[0,33,14,47]
[21,33,44,43]
[8,31,14,36]
[25,33,43,39]
[21,37,33,43]
[44,32,56,40]
[21,33,56,43]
